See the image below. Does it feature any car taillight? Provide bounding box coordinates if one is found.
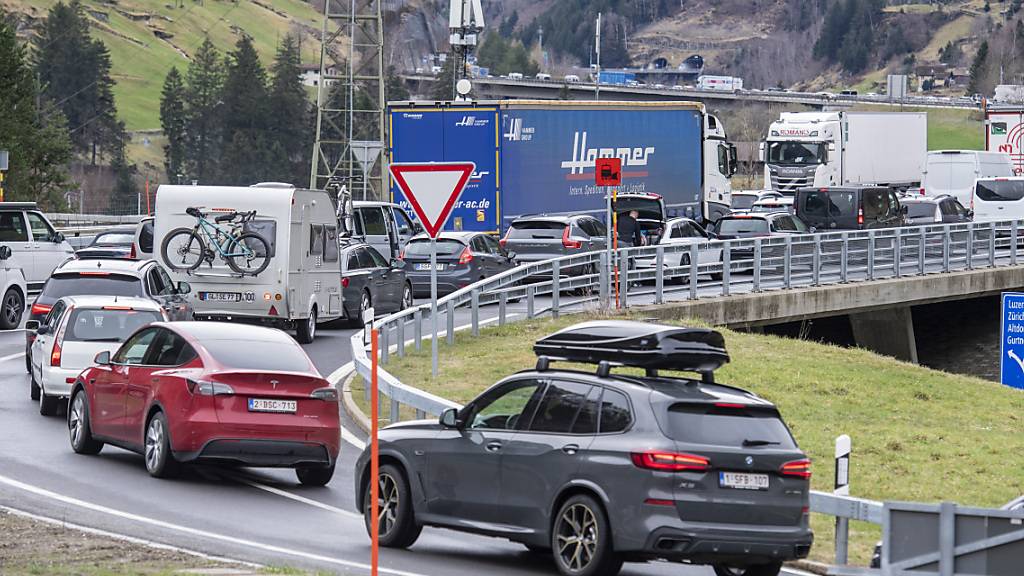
[562,226,583,249]
[398,248,405,259]
[50,338,62,367]
[187,379,234,396]
[780,458,812,479]
[31,303,52,316]
[129,243,136,259]
[857,207,864,225]
[311,387,339,401]
[458,246,474,265]
[341,277,350,288]
[631,451,710,472]
[499,238,507,248]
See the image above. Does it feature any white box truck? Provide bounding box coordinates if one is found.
[761,111,927,193]
[154,183,344,343]
[697,75,743,92]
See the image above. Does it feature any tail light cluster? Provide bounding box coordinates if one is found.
[311,387,339,401]
[187,379,234,396]
[780,458,812,479]
[341,277,350,288]
[129,243,137,259]
[562,226,583,250]
[50,306,73,367]
[31,303,52,316]
[631,451,709,472]
[458,246,474,265]
[857,207,865,226]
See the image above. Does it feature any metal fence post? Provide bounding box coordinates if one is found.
[689,243,699,300]
[390,398,400,426]
[918,228,926,275]
[939,502,956,576]
[446,300,455,345]
[619,249,629,308]
[655,246,664,305]
[966,223,974,270]
[396,317,405,358]
[783,236,792,289]
[552,260,560,319]
[1013,221,1019,266]
[840,232,849,283]
[599,251,609,310]
[380,324,390,365]
[471,290,480,336]
[812,236,821,287]
[894,228,902,278]
[867,231,875,281]
[527,285,535,319]
[942,226,951,273]
[721,242,731,297]
[498,291,507,326]
[414,307,422,351]
[753,238,762,293]
[989,222,997,267]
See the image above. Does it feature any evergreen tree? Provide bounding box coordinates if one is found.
[968,41,989,95]
[386,66,410,101]
[267,34,310,186]
[219,35,271,185]
[431,58,455,100]
[108,127,137,215]
[0,11,72,208]
[34,0,121,164]
[183,39,224,184]
[160,67,187,184]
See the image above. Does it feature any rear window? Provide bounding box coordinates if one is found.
[201,338,312,372]
[403,239,465,257]
[717,218,769,235]
[663,403,797,449]
[905,203,937,219]
[731,195,758,210]
[139,222,154,252]
[93,233,134,245]
[801,190,856,218]
[506,221,567,240]
[65,308,162,342]
[976,180,1024,202]
[42,274,145,300]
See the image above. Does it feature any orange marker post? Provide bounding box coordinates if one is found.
[612,187,619,309]
[370,327,380,576]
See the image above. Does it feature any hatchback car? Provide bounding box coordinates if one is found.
[899,195,972,225]
[69,322,340,484]
[714,213,810,272]
[402,232,517,297]
[28,296,164,415]
[340,242,412,326]
[356,321,812,576]
[635,218,723,283]
[26,259,193,373]
[76,227,136,259]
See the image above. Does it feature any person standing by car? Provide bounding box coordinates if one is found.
[616,210,643,247]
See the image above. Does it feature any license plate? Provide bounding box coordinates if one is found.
[199,291,255,302]
[415,263,445,271]
[248,398,297,413]
[720,472,769,490]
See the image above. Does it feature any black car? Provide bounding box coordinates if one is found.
[501,214,608,265]
[355,321,813,576]
[402,232,517,297]
[76,227,136,259]
[340,242,412,326]
[795,185,905,231]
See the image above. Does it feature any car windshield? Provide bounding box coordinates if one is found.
[65,308,161,342]
[717,218,769,235]
[403,239,465,257]
[506,221,567,239]
[42,274,145,300]
[662,403,797,448]
[92,233,134,245]
[768,141,826,165]
[731,195,758,210]
[904,203,937,219]
[201,338,312,372]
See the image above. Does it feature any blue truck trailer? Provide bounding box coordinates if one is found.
[388,100,736,233]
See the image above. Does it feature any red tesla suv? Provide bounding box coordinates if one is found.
[68,322,340,485]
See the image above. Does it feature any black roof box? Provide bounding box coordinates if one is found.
[534,320,729,374]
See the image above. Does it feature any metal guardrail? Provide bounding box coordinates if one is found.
[45,213,145,227]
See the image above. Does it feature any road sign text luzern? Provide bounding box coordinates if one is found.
[389,162,476,238]
[1000,292,1024,389]
[595,157,622,186]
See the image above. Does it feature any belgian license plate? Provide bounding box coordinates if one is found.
[248,398,297,413]
[415,263,444,271]
[720,472,769,490]
[199,291,255,302]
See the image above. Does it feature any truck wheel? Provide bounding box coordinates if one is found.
[296,306,317,344]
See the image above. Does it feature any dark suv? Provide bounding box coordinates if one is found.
[795,185,905,230]
[500,214,608,264]
[355,321,813,576]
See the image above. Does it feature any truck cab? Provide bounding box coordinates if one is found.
[704,114,737,223]
[761,112,839,193]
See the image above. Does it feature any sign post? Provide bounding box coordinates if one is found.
[834,434,851,565]
[389,162,476,377]
[596,158,622,311]
[1001,292,1024,389]
[370,322,380,576]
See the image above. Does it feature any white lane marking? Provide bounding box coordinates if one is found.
[0,473,428,576]
[343,426,366,450]
[0,351,26,364]
[0,504,262,569]
[326,360,366,450]
[223,472,362,520]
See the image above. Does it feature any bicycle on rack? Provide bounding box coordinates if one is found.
[161,207,271,275]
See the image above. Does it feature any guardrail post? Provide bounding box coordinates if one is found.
[552,260,560,319]
[655,246,664,305]
[966,224,974,270]
[415,409,426,420]
[918,228,926,275]
[939,502,956,576]
[498,291,507,325]
[446,300,455,345]
[380,325,390,365]
[783,236,792,289]
[812,236,821,286]
[599,251,609,310]
[1013,221,1019,266]
[619,250,629,307]
[753,238,762,293]
[471,290,480,336]
[721,242,731,297]
[840,232,849,283]
[894,228,902,278]
[396,317,405,358]
[414,307,422,351]
[942,226,951,273]
[390,397,400,425]
[989,221,997,267]
[527,285,535,319]
[689,243,698,300]
[867,231,875,281]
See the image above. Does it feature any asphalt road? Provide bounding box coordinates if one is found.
[0,294,789,576]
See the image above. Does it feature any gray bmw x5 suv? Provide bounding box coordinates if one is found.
[355,321,813,576]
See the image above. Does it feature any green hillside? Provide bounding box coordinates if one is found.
[5,0,324,130]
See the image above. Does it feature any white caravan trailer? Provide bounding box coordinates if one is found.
[154,183,343,343]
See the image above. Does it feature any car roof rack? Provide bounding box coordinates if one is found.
[533,320,729,382]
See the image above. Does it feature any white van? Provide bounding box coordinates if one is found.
[972,177,1024,221]
[0,203,75,292]
[508,72,524,80]
[154,183,344,343]
[919,150,1014,205]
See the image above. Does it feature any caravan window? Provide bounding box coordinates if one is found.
[324,226,339,262]
[310,225,324,256]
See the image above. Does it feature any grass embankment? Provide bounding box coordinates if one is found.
[353,313,1024,565]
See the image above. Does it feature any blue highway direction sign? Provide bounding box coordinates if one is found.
[1000,292,1024,389]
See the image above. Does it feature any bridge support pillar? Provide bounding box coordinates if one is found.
[849,306,918,364]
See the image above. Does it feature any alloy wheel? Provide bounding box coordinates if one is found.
[402,285,413,309]
[360,293,371,322]
[556,503,599,572]
[3,290,22,326]
[69,395,84,447]
[306,311,316,340]
[145,417,164,472]
[369,472,400,537]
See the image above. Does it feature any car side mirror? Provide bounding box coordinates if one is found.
[0,245,11,260]
[412,221,424,233]
[36,324,50,335]
[900,205,909,216]
[52,232,65,243]
[177,281,191,295]
[506,250,517,261]
[809,226,818,234]
[439,407,462,429]
[94,351,111,366]
[25,320,40,331]
[391,258,406,269]
[967,210,975,219]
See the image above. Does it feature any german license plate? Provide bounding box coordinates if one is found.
[720,472,769,490]
[199,291,255,302]
[248,398,297,413]
[415,263,445,271]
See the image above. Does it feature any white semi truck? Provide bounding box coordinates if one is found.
[761,111,927,193]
